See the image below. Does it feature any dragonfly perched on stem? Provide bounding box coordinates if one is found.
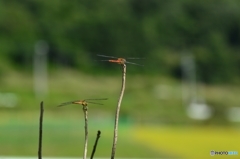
[58,98,108,107]
[97,54,144,66]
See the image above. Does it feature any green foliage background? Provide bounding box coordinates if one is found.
[1,0,240,83]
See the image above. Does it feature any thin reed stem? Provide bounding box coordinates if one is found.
[38,101,44,159]
[111,64,126,159]
[83,106,88,159]
[90,130,101,159]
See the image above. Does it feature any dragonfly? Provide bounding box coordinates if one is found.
[58,98,108,107]
[97,54,144,66]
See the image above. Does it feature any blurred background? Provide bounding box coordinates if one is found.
[0,0,240,158]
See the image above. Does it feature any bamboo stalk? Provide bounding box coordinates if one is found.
[111,64,126,159]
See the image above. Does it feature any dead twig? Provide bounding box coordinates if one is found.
[90,130,101,159]
[111,64,126,159]
[83,105,88,159]
[38,101,44,159]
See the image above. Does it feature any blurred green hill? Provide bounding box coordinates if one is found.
[0,0,240,83]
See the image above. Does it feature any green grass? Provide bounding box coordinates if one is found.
[0,110,163,158]
[1,110,240,158]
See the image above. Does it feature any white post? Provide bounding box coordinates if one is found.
[181,54,197,105]
[181,53,212,120]
[34,40,49,99]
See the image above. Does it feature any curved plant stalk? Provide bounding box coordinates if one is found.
[111,64,126,159]
[83,105,88,159]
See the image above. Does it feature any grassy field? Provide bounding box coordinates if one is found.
[0,110,165,158]
[1,110,240,158]
[1,69,240,158]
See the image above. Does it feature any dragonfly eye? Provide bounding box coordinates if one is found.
[82,102,88,106]
[122,59,126,63]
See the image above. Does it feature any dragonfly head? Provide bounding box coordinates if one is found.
[82,100,88,106]
[118,58,126,64]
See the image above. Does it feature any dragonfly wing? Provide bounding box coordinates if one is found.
[58,102,73,107]
[95,60,111,62]
[126,57,145,60]
[97,54,118,59]
[57,100,79,107]
[125,61,144,66]
[85,98,108,100]
[87,101,104,105]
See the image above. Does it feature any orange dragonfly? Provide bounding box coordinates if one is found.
[58,98,108,107]
[97,54,144,66]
